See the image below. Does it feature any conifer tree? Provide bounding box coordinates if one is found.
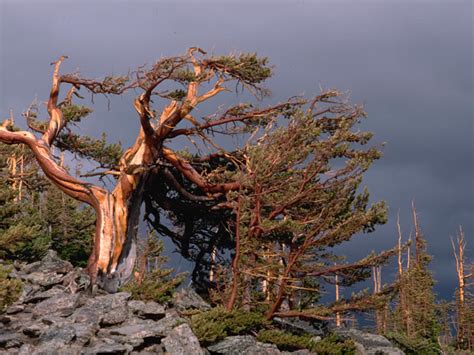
[389,203,440,353]
[42,182,95,267]
[208,91,398,322]
[451,227,473,350]
[0,142,94,265]
[0,143,50,261]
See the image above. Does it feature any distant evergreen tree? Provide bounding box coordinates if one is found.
[389,204,440,354]
[0,143,50,261]
[42,181,94,267]
[0,142,94,265]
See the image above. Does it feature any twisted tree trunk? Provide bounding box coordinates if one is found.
[1,49,285,291]
[0,57,154,291]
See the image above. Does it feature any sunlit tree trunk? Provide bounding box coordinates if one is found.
[335,272,341,327]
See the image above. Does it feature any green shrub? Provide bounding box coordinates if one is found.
[191,307,268,344]
[0,264,22,313]
[257,329,355,355]
[386,332,440,355]
[257,329,314,351]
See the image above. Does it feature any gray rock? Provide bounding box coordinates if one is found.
[101,306,129,326]
[172,287,211,311]
[21,271,65,287]
[131,343,166,354]
[17,344,35,354]
[36,250,74,274]
[71,323,98,346]
[335,329,405,355]
[73,304,103,325]
[0,331,23,348]
[248,343,281,355]
[5,304,25,314]
[33,293,79,317]
[41,314,73,327]
[102,321,157,339]
[17,284,40,303]
[85,291,131,310]
[22,322,45,337]
[207,336,258,354]
[367,346,405,355]
[98,312,184,350]
[40,324,76,344]
[128,300,166,320]
[0,311,34,331]
[162,323,204,355]
[83,339,133,354]
[24,286,66,303]
[62,269,91,292]
[73,292,130,325]
[273,317,327,336]
[27,324,77,354]
[208,336,281,355]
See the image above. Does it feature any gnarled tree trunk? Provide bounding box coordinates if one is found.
[1,50,287,291]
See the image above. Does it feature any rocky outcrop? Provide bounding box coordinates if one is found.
[208,336,281,355]
[1,251,196,354]
[0,251,404,354]
[335,328,405,355]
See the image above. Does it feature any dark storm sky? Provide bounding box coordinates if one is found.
[1,1,472,299]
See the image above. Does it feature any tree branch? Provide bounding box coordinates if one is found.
[42,55,68,146]
[162,147,240,193]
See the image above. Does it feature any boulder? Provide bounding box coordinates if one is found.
[273,317,327,336]
[33,293,79,317]
[335,329,405,355]
[0,331,23,349]
[207,335,281,355]
[24,286,66,303]
[162,323,205,355]
[26,250,73,274]
[5,304,25,314]
[172,287,211,311]
[128,300,166,320]
[21,271,64,287]
[73,292,130,325]
[82,338,133,354]
[22,322,45,338]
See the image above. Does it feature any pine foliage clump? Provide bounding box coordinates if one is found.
[191,307,268,344]
[0,144,50,261]
[0,141,94,266]
[257,330,356,354]
[0,264,22,313]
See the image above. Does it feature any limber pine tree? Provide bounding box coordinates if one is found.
[210,90,399,321]
[0,49,303,290]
